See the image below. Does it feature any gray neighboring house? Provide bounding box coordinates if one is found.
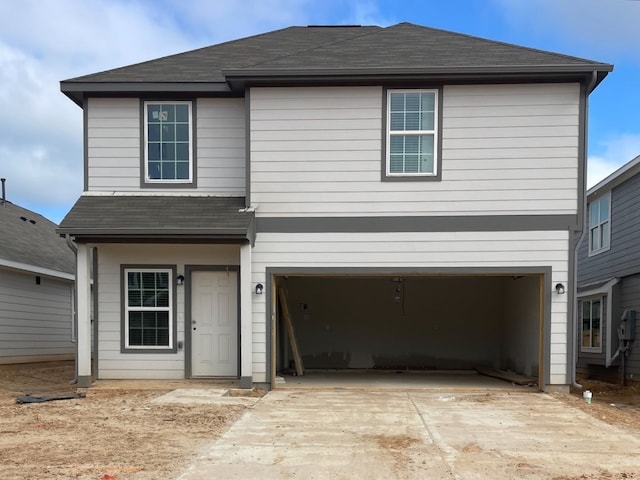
[577,154,640,384]
[58,22,612,391]
[0,198,75,364]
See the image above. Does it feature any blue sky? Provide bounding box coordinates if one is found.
[1,0,639,223]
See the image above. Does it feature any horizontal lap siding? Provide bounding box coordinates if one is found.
[578,173,640,285]
[0,269,74,359]
[620,274,640,378]
[96,244,239,380]
[250,84,580,217]
[249,230,570,384]
[197,98,245,194]
[87,97,245,194]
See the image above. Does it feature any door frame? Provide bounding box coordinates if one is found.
[184,265,241,378]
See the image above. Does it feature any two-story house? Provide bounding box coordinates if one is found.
[58,22,612,391]
[576,154,640,384]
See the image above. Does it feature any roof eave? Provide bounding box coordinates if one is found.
[587,154,640,199]
[224,65,612,90]
[60,81,233,106]
[58,230,252,244]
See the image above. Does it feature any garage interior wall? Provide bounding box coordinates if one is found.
[278,275,540,377]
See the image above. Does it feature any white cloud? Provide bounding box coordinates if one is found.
[587,133,640,187]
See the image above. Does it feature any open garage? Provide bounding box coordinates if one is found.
[273,274,544,387]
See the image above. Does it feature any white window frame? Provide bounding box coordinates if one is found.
[588,192,611,255]
[386,89,439,177]
[580,296,603,353]
[143,101,193,184]
[124,268,173,350]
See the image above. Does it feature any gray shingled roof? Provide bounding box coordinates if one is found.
[0,201,75,275]
[61,22,612,104]
[58,196,254,242]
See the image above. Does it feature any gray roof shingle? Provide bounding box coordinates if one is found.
[61,22,612,104]
[58,196,254,242]
[0,201,75,275]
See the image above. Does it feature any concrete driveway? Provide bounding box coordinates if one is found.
[178,389,640,479]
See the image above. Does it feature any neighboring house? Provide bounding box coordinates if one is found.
[58,22,612,390]
[576,154,640,384]
[0,195,75,364]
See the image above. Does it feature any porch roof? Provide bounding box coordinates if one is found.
[58,195,254,244]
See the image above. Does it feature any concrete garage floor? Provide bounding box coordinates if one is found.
[178,388,640,479]
[276,370,536,390]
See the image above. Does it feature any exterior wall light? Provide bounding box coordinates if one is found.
[555,283,565,295]
[176,275,185,286]
[255,283,264,295]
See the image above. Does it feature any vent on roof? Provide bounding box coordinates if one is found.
[19,216,37,225]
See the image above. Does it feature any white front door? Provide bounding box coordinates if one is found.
[191,271,238,377]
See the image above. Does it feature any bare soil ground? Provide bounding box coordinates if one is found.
[1,362,639,480]
[0,361,247,479]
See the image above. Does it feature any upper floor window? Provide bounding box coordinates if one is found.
[144,101,193,184]
[385,89,439,179]
[588,193,610,254]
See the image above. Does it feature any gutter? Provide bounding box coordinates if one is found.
[570,70,599,390]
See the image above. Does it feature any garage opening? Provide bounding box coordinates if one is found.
[272,274,543,389]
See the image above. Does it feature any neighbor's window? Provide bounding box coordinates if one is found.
[387,89,438,176]
[124,269,173,349]
[144,102,192,183]
[589,193,610,254]
[581,297,603,352]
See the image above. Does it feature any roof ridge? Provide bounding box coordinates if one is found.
[397,22,607,65]
[232,24,383,71]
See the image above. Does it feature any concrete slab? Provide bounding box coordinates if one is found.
[151,388,260,406]
[178,389,640,479]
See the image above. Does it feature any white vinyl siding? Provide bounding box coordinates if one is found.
[96,244,239,380]
[250,84,580,217]
[86,97,245,194]
[250,230,570,385]
[0,268,74,362]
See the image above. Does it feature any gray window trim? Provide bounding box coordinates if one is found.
[381,86,443,182]
[587,191,611,256]
[579,295,604,354]
[120,264,178,353]
[139,99,197,189]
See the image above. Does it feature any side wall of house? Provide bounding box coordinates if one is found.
[250,83,580,216]
[95,244,239,379]
[620,273,640,381]
[86,97,246,194]
[250,230,569,385]
[0,267,74,363]
[578,173,640,285]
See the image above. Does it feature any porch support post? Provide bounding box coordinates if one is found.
[76,243,92,387]
[240,242,253,388]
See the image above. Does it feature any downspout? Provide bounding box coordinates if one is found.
[570,71,598,390]
[64,234,79,385]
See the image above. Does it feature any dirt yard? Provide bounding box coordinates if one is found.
[0,361,248,479]
[0,362,639,480]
